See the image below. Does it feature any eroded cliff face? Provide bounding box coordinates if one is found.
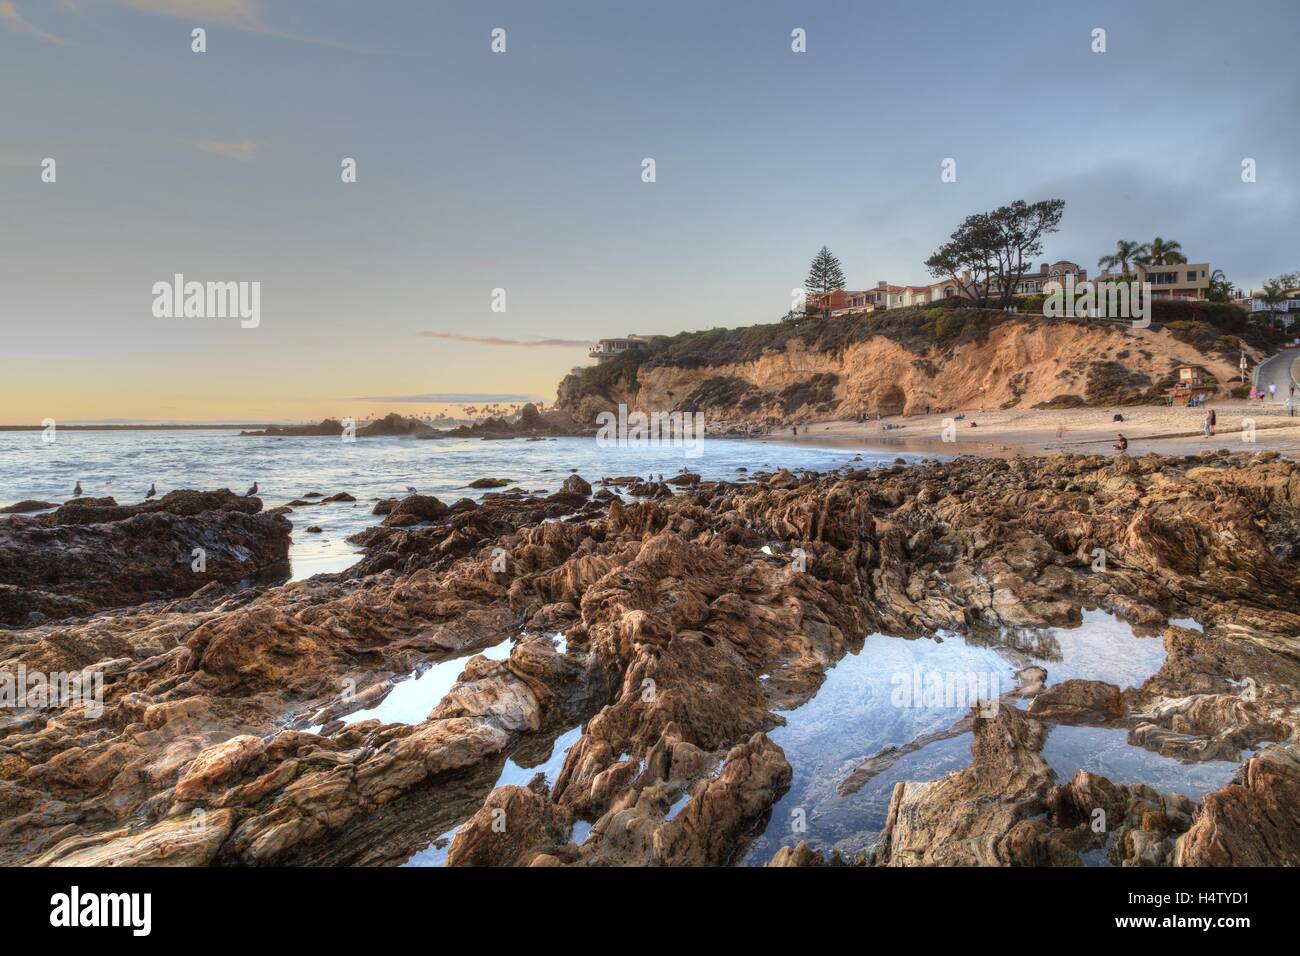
[554,316,1242,428]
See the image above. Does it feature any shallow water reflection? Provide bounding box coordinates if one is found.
[740,610,1222,866]
[1043,724,1238,800]
[316,639,513,731]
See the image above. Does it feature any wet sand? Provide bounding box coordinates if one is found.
[742,398,1300,459]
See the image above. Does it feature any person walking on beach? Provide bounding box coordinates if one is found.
[1270,383,1277,400]
[1208,408,1216,436]
[1113,433,1128,454]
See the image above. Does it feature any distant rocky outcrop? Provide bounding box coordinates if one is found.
[357,414,436,437]
[239,419,348,437]
[0,489,290,625]
[417,403,576,440]
[242,406,577,440]
[239,414,436,438]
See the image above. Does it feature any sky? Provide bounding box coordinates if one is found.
[1,0,1297,423]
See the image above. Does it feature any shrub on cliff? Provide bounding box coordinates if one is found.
[1084,361,1166,405]
[1154,299,1280,352]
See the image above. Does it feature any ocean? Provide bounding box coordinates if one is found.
[0,430,903,580]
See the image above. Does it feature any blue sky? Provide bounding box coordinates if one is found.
[1,0,1297,421]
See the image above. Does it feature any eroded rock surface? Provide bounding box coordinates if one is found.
[0,490,289,625]
[3,452,1299,867]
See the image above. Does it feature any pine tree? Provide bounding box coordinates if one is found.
[805,246,847,319]
[805,246,847,294]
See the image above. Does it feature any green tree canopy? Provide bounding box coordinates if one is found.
[1137,237,1186,266]
[805,246,847,295]
[1097,240,1146,275]
[926,198,1065,308]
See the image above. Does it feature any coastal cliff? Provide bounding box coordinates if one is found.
[554,304,1265,430]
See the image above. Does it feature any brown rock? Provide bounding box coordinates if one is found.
[1175,745,1300,865]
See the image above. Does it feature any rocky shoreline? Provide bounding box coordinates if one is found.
[2,451,1298,866]
[0,490,289,627]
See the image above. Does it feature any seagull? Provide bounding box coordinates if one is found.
[145,483,156,500]
[405,486,418,494]
[73,481,82,497]
[245,481,259,497]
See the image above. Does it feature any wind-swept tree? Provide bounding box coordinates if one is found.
[1137,237,1186,266]
[926,214,1000,309]
[805,246,847,318]
[1097,240,1146,275]
[985,199,1066,306]
[926,198,1065,309]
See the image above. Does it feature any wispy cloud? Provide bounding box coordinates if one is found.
[190,137,257,162]
[57,0,383,52]
[0,150,44,167]
[416,332,593,348]
[112,0,261,27]
[347,393,543,404]
[0,1,69,44]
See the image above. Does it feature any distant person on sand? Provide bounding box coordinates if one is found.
[1208,408,1216,435]
[792,425,798,436]
[1056,422,1066,440]
[1270,383,1277,400]
[1113,433,1128,454]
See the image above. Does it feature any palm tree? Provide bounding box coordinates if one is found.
[1207,268,1234,303]
[1258,279,1290,330]
[1137,237,1187,266]
[1097,240,1146,275]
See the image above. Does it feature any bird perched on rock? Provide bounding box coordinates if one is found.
[245,481,259,497]
[145,483,156,500]
[73,481,82,497]
[406,486,418,494]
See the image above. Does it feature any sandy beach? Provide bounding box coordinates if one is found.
[752,397,1300,459]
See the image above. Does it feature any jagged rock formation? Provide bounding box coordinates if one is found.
[2,451,1299,867]
[0,490,290,626]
